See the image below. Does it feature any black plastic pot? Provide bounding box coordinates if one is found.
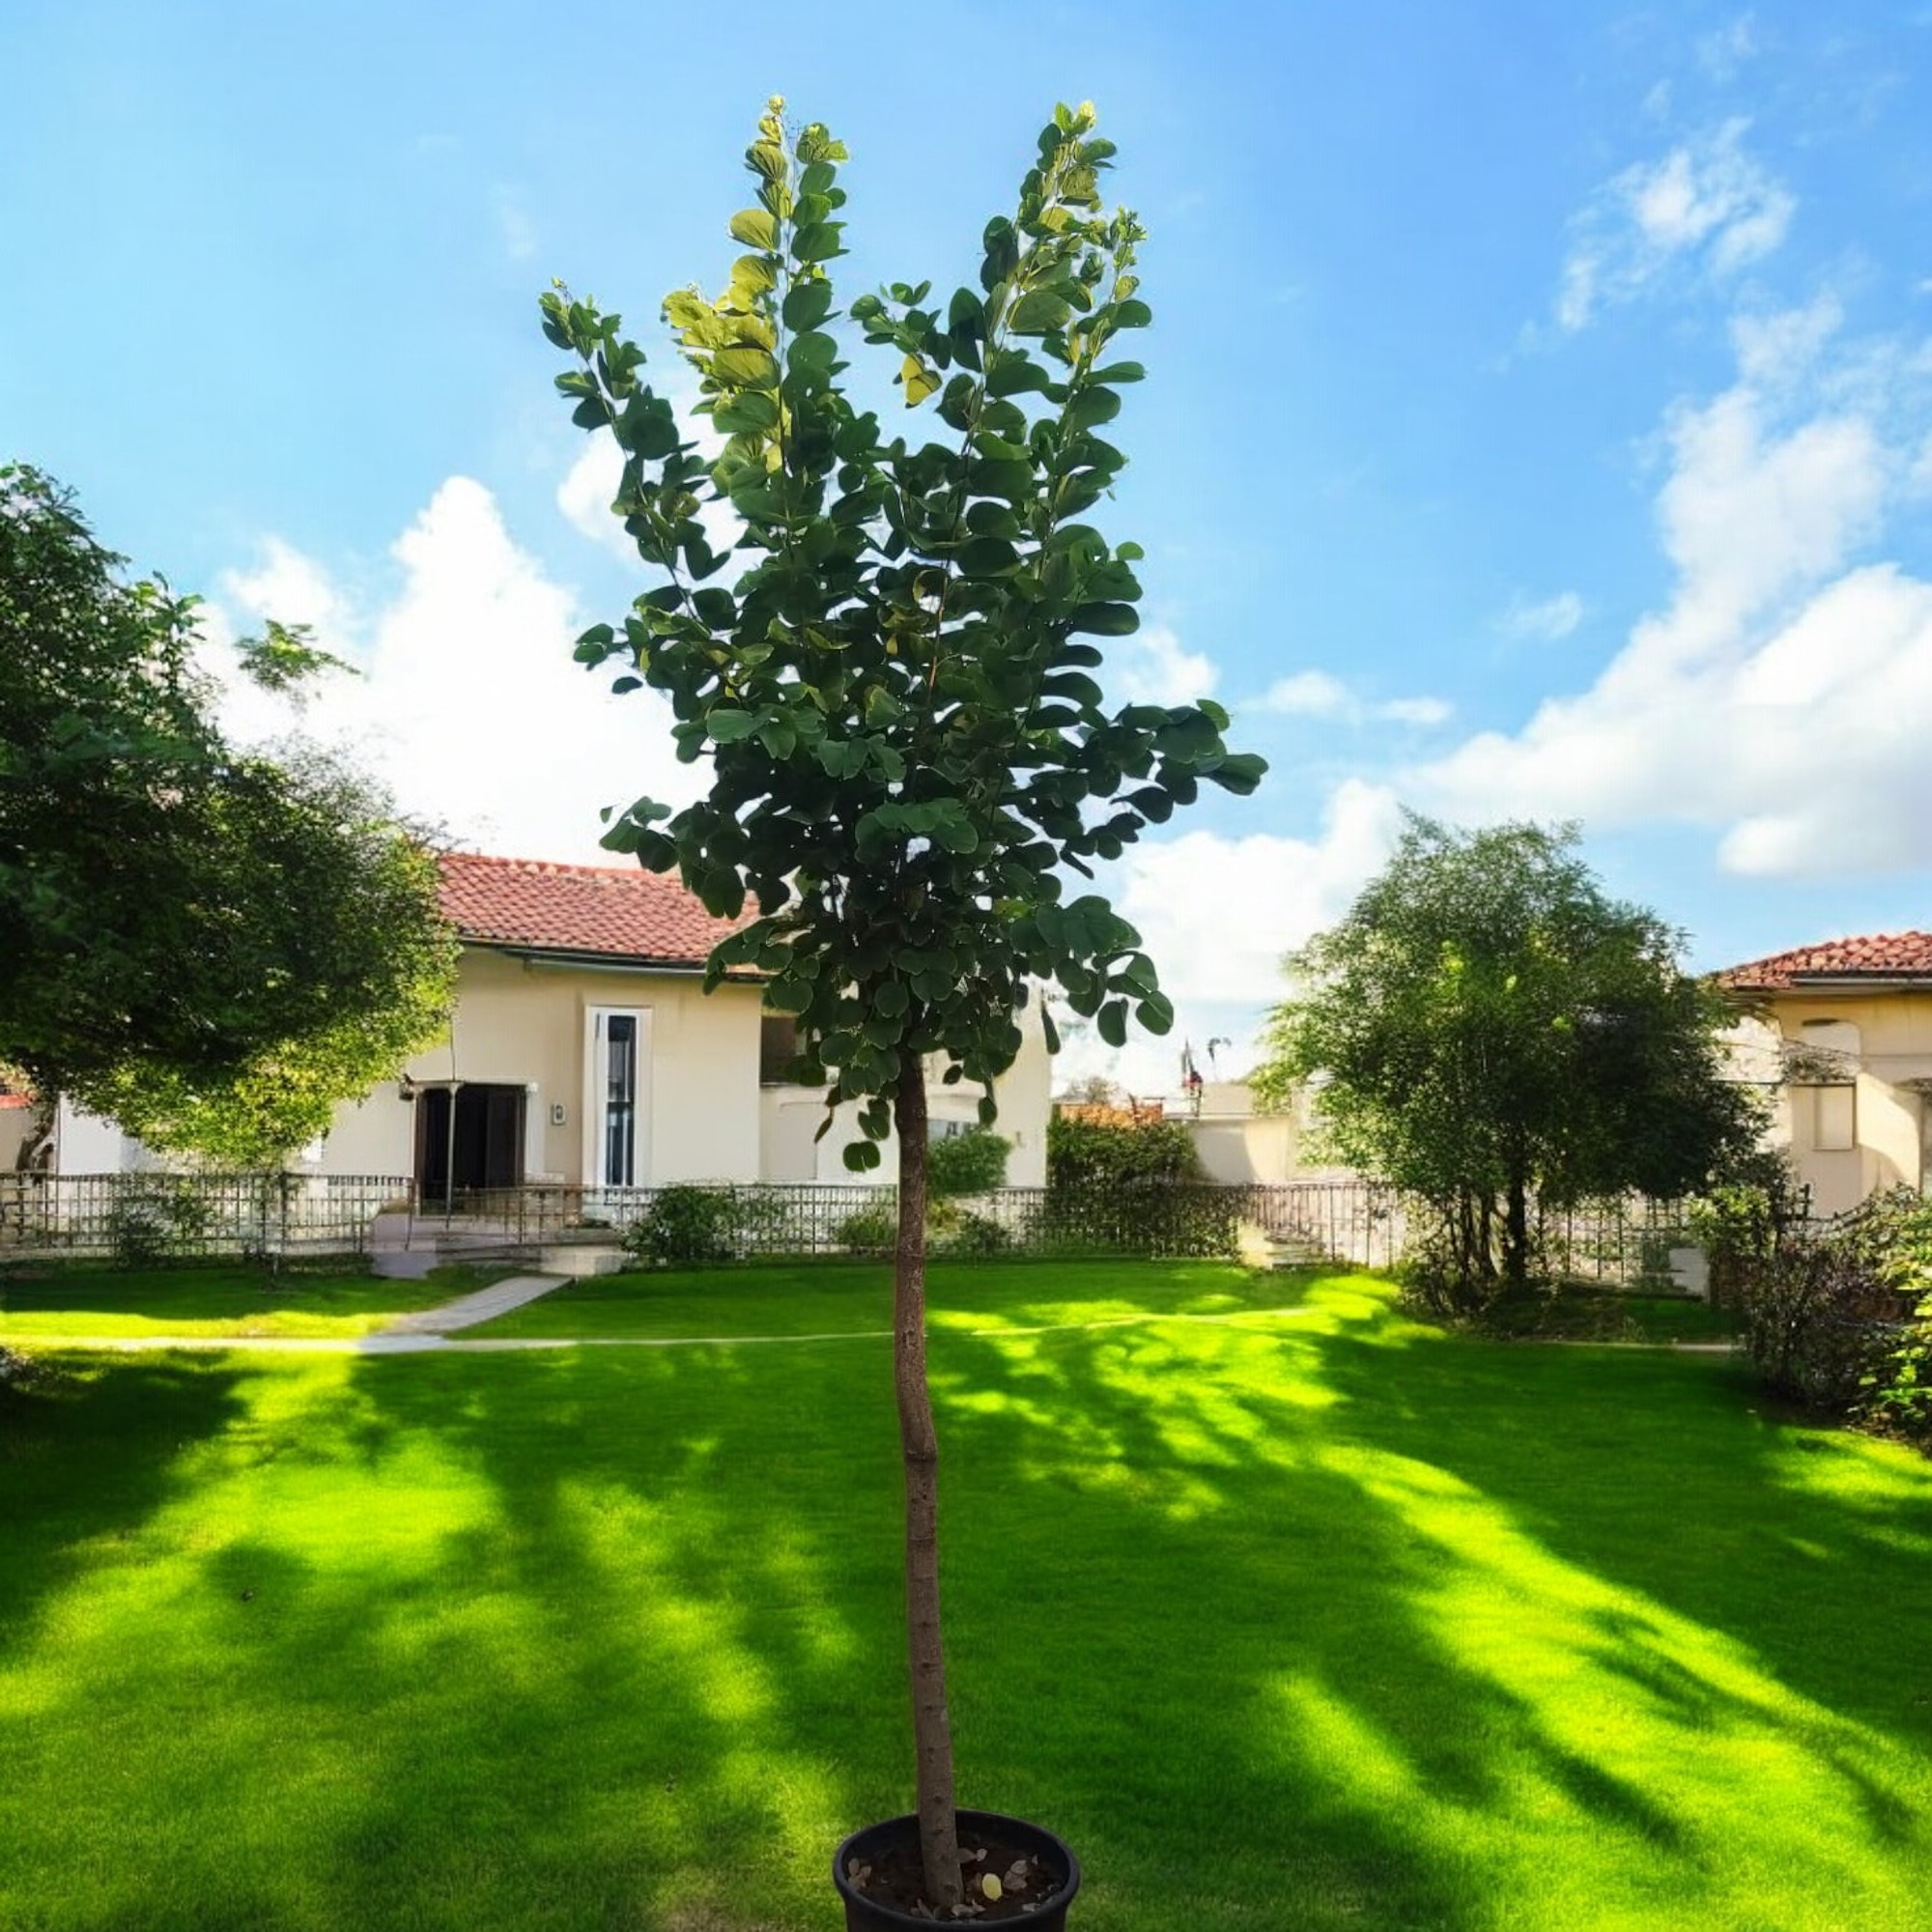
[832,1809,1081,1932]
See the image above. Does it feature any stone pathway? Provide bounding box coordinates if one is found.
[379,1273,570,1335]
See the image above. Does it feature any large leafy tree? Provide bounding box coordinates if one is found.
[0,464,457,1164]
[1254,816,1761,1302]
[544,99,1263,1908]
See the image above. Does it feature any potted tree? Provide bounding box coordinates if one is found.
[542,98,1264,1922]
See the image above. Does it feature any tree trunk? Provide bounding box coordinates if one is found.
[1504,1165,1530,1296]
[894,1057,961,1910]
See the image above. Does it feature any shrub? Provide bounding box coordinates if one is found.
[923,1199,1014,1258]
[1046,1113,1204,1190]
[835,1205,896,1255]
[107,1176,214,1268]
[625,1185,741,1265]
[926,1128,1010,1198]
[1710,1183,1927,1434]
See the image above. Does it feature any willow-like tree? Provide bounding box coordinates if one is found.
[543,99,1263,1908]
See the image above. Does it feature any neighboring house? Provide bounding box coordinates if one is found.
[52,853,1051,1190]
[1718,932,1932,1215]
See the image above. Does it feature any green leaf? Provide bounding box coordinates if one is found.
[1113,298,1153,329]
[842,1138,882,1172]
[1010,290,1073,335]
[985,352,1050,398]
[1205,752,1268,795]
[1066,602,1139,636]
[782,280,835,330]
[1092,361,1146,384]
[728,208,778,250]
[788,330,838,377]
[707,708,761,742]
[1066,386,1122,431]
[955,535,1019,577]
[792,222,845,263]
[711,391,779,434]
[1135,990,1175,1035]
[1096,999,1128,1048]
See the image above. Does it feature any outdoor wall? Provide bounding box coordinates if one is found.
[756,1010,1052,1187]
[1188,1114,1300,1184]
[317,948,766,1186]
[1752,992,1932,1215]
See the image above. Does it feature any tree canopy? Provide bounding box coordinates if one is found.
[1254,816,1760,1302]
[543,98,1263,1911]
[0,463,458,1164]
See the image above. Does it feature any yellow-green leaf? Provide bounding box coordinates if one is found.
[901,355,941,407]
[729,208,778,250]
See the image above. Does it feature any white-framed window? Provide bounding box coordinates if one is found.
[583,1008,652,1186]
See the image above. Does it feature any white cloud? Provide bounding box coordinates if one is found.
[1114,780,1403,1006]
[1254,669,1450,728]
[556,373,738,568]
[1257,669,1350,718]
[1378,695,1453,727]
[1697,14,1759,82]
[1556,122,1794,331]
[1496,590,1585,642]
[1052,780,1404,1095]
[221,536,352,637]
[1110,623,1217,705]
[1416,303,1932,879]
[493,186,537,263]
[557,436,639,565]
[212,477,702,864]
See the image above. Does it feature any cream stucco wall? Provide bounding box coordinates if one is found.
[755,1009,1053,1187]
[1742,991,1932,1215]
[317,948,766,1185]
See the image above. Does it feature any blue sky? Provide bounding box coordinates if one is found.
[6,2,1932,1092]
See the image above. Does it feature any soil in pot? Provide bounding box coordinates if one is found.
[836,1810,1079,1926]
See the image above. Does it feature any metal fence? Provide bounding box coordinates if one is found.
[0,1170,1690,1284]
[0,1172,412,1265]
[407,1178,1413,1267]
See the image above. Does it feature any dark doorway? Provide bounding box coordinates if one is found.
[416,1085,526,1206]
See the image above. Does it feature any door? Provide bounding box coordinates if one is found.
[415,1085,526,1206]
[584,1009,651,1187]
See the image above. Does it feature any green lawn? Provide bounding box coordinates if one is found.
[3,1263,1929,1931]
[0,1264,472,1339]
[469,1257,1303,1340]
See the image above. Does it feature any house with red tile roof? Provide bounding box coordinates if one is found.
[51,852,1050,1191]
[1718,932,1932,1213]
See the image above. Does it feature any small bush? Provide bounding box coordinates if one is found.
[1046,1114,1205,1190]
[625,1185,742,1265]
[932,1208,1012,1258]
[836,1205,896,1255]
[107,1177,214,1269]
[926,1128,1010,1198]
[1708,1182,1927,1435]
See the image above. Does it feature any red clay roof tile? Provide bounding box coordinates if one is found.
[437,852,743,967]
[1717,931,1932,990]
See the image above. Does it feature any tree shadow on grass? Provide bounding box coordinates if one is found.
[7,1272,1930,1932]
[0,1350,253,1642]
[926,1275,1931,1928]
[1309,1316,1932,1749]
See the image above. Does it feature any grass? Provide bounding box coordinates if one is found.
[1478,1285,1744,1345]
[0,1263,479,1339]
[3,1261,1929,1931]
[469,1256,1298,1340]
